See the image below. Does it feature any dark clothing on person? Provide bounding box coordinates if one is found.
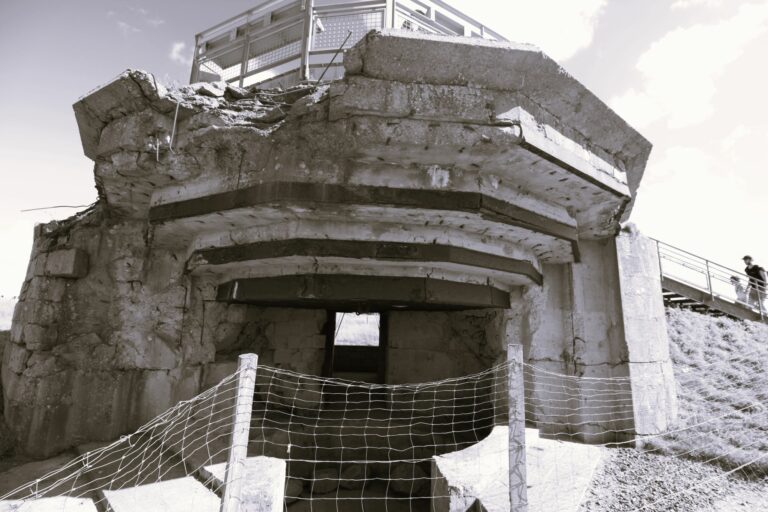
[745,265,766,287]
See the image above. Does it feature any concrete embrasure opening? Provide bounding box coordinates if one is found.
[330,312,383,383]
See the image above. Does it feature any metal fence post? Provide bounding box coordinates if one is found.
[508,344,528,512]
[385,0,396,28]
[300,0,315,81]
[189,35,202,83]
[655,239,664,282]
[705,260,714,299]
[238,35,252,88]
[220,354,258,512]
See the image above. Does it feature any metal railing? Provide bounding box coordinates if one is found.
[653,239,766,320]
[190,0,507,89]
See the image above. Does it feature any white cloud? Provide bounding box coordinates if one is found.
[148,18,165,28]
[632,127,768,267]
[611,2,768,129]
[169,42,193,67]
[671,0,723,9]
[720,125,751,152]
[117,21,141,36]
[450,0,607,61]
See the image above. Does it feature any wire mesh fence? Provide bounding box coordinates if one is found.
[2,347,766,511]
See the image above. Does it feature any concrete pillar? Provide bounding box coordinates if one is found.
[524,232,677,443]
[615,230,678,435]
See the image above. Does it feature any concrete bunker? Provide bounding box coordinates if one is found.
[3,29,677,504]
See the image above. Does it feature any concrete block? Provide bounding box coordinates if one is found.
[628,361,678,435]
[22,324,58,351]
[26,301,58,326]
[25,278,67,302]
[114,331,179,370]
[43,249,89,279]
[131,370,174,424]
[201,456,286,512]
[32,255,47,277]
[97,111,171,158]
[0,497,97,511]
[345,30,651,206]
[3,342,30,374]
[201,360,238,390]
[432,427,601,512]
[10,314,24,344]
[101,477,220,512]
[331,76,495,126]
[74,70,166,161]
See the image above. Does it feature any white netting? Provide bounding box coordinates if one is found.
[1,349,766,512]
[248,363,508,510]
[0,370,243,509]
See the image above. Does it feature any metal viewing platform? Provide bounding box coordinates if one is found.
[190,0,506,88]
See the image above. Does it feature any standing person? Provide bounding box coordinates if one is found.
[730,276,748,304]
[743,255,767,312]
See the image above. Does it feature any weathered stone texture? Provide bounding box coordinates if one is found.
[615,229,679,434]
[388,309,508,384]
[3,33,670,458]
[2,205,198,456]
[44,249,89,279]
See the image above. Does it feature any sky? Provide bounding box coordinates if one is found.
[0,0,767,311]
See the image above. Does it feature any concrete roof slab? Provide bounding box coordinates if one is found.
[345,30,652,219]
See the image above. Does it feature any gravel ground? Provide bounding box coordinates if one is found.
[579,448,768,512]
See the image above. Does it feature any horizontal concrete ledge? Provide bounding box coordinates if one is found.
[345,30,651,173]
[519,140,629,198]
[217,274,510,310]
[149,182,580,260]
[191,239,543,285]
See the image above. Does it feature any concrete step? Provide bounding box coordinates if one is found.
[286,482,430,512]
[0,497,98,512]
[199,456,285,512]
[100,477,220,512]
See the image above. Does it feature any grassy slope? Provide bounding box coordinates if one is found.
[647,308,768,476]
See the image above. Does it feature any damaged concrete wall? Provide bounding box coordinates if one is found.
[387,309,508,384]
[2,207,195,457]
[3,31,675,457]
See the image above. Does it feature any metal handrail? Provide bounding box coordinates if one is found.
[653,238,766,319]
[190,0,507,87]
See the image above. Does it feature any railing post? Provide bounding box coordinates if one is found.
[385,0,396,28]
[300,0,315,82]
[220,354,258,512]
[190,35,202,84]
[655,239,664,282]
[238,35,251,88]
[705,260,714,300]
[507,344,528,512]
